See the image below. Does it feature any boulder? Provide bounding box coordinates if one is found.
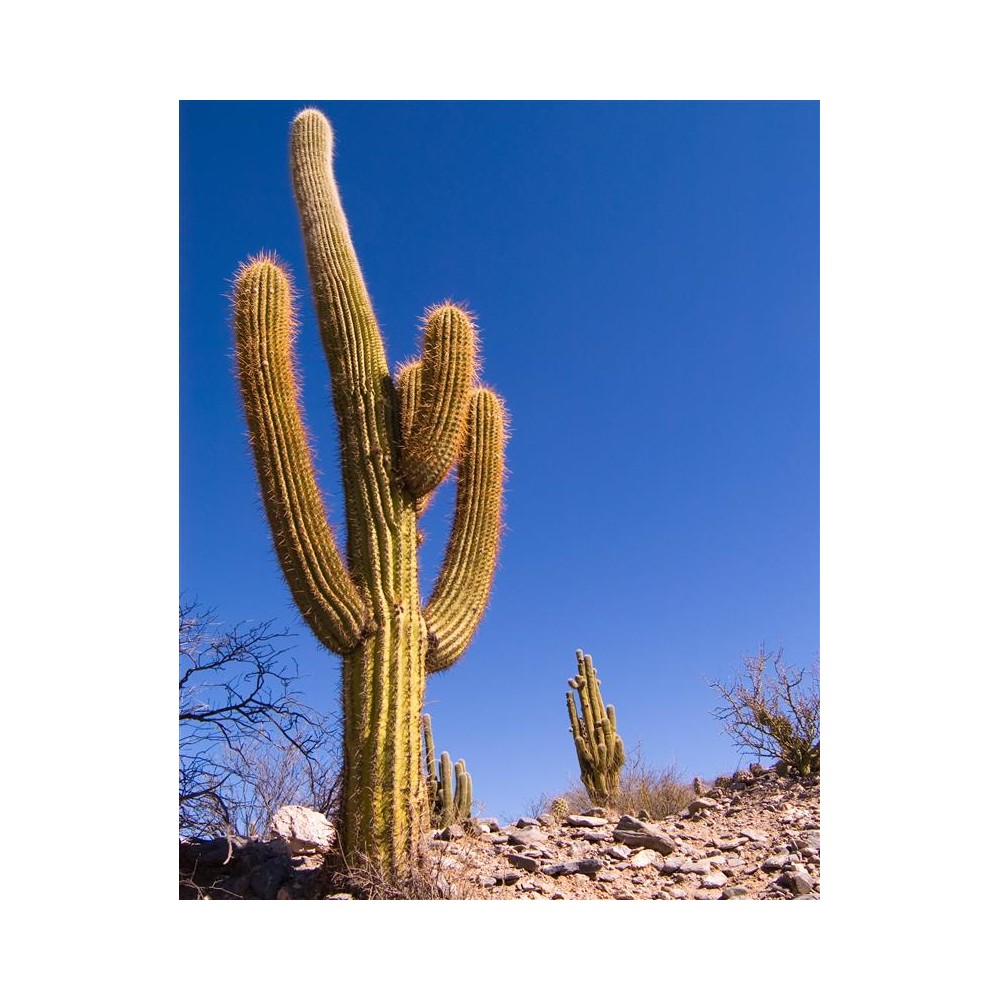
[268,806,334,854]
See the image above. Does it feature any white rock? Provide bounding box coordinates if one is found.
[268,805,334,854]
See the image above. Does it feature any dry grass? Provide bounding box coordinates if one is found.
[315,837,484,900]
[532,746,697,821]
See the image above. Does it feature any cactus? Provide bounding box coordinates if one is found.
[549,796,570,823]
[233,108,506,876]
[566,649,626,807]
[421,714,472,827]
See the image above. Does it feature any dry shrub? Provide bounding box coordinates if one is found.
[535,744,695,821]
[709,644,820,776]
[316,840,483,900]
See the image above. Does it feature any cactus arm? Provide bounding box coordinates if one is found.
[423,388,507,673]
[290,110,401,607]
[439,751,455,825]
[399,305,478,499]
[233,258,370,653]
[395,360,433,519]
[455,759,472,819]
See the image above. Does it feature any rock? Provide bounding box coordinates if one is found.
[778,871,816,896]
[613,816,678,855]
[507,827,548,848]
[536,812,558,827]
[720,886,750,899]
[249,856,291,899]
[566,815,608,828]
[739,827,769,843]
[714,838,748,851]
[515,817,541,828]
[761,854,791,871]
[583,807,607,817]
[434,824,465,841]
[602,844,631,861]
[508,854,541,873]
[686,798,720,816]
[631,849,661,869]
[541,859,603,877]
[701,871,728,889]
[268,805,334,854]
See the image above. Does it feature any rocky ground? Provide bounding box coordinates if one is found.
[179,763,819,900]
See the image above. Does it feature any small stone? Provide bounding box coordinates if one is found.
[631,849,661,869]
[515,817,541,828]
[613,816,678,855]
[551,892,566,899]
[739,828,769,843]
[682,859,712,875]
[720,886,750,899]
[602,844,631,861]
[714,838,748,851]
[497,871,522,885]
[579,830,611,843]
[507,854,541,873]
[762,854,790,871]
[541,859,603,877]
[583,807,607,817]
[689,797,719,812]
[507,828,548,848]
[477,876,497,887]
[567,815,608,828]
[597,871,618,882]
[537,812,558,827]
[434,824,464,841]
[701,871,728,889]
[778,871,816,896]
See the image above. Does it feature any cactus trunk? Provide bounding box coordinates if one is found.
[232,108,505,879]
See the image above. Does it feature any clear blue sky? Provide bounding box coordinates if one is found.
[180,100,818,822]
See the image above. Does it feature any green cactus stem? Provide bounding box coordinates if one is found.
[233,108,506,877]
[566,649,626,807]
[421,714,473,827]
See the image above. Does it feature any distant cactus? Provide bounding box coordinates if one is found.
[421,714,472,827]
[233,108,506,877]
[566,649,626,807]
[549,797,570,822]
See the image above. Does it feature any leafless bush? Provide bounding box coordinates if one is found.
[709,644,820,776]
[179,601,341,840]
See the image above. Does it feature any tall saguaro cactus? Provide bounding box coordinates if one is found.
[232,108,506,877]
[566,649,626,806]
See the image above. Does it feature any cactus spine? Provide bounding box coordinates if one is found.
[566,649,626,807]
[421,714,472,827]
[233,109,506,877]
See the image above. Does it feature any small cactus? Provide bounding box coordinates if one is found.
[422,714,472,827]
[566,649,626,807]
[549,797,570,822]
